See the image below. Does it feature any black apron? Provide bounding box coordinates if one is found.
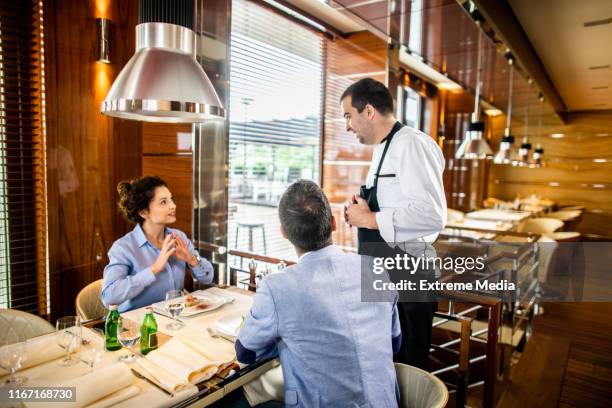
[357,121,436,369]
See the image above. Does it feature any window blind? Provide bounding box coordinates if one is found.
[0,0,48,315]
[228,0,324,262]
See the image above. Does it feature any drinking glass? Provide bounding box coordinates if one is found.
[79,345,103,372]
[0,340,28,385]
[117,318,140,363]
[56,316,81,366]
[165,290,185,330]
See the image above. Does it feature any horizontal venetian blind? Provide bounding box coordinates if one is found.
[227,0,324,262]
[0,0,48,315]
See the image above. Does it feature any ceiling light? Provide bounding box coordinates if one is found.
[583,17,612,27]
[494,56,518,165]
[551,133,564,138]
[593,158,608,163]
[596,133,609,137]
[589,65,610,70]
[485,108,502,116]
[455,26,492,160]
[101,0,224,123]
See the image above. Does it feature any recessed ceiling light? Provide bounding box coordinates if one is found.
[593,158,608,163]
[589,64,610,70]
[596,133,609,137]
[550,133,564,138]
[583,17,612,27]
[592,85,609,90]
[549,182,560,187]
[484,108,502,116]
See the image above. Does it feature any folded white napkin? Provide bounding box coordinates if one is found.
[0,334,65,375]
[133,358,189,394]
[25,363,139,408]
[145,338,218,384]
[178,334,236,370]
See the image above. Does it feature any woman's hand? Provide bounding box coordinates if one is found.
[151,234,177,275]
[172,233,197,266]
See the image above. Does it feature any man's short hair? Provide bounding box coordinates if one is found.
[340,78,394,115]
[279,180,333,253]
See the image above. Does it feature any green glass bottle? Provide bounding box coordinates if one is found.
[104,305,122,351]
[140,307,158,355]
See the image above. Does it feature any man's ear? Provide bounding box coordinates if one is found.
[365,104,376,120]
[280,225,287,239]
[331,215,337,232]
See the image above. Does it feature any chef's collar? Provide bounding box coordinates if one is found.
[380,121,404,144]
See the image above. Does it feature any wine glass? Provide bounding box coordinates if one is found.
[0,340,28,385]
[56,316,81,366]
[165,290,185,330]
[79,344,103,372]
[117,318,140,363]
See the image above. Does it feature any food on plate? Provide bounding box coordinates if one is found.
[185,294,200,308]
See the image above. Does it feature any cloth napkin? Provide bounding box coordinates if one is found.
[0,334,65,375]
[178,334,236,371]
[145,338,218,384]
[25,363,139,408]
[133,357,190,394]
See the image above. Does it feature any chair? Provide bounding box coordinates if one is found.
[235,221,267,254]
[559,205,584,211]
[547,210,582,222]
[447,208,465,223]
[75,279,107,322]
[517,218,564,235]
[545,231,581,242]
[395,363,448,408]
[546,210,582,231]
[0,309,54,344]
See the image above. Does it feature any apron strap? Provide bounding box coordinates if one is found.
[373,121,403,188]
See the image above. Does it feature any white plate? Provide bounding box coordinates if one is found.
[214,312,246,339]
[152,292,226,317]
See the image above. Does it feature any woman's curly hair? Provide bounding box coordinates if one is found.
[117,176,167,224]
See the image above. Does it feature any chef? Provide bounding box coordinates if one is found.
[342,78,447,369]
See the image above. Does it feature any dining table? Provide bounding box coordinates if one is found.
[466,209,532,223]
[0,287,278,408]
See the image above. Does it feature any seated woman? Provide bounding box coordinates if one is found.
[101,176,213,312]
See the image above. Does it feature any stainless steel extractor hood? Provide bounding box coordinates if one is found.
[101,0,224,123]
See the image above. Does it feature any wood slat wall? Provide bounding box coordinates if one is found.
[489,111,612,237]
[44,0,141,319]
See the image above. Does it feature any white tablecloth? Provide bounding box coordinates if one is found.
[466,209,531,223]
[2,287,255,408]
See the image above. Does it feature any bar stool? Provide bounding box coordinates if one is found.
[235,221,267,255]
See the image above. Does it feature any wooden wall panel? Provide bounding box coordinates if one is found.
[142,155,193,235]
[45,0,141,319]
[489,111,612,237]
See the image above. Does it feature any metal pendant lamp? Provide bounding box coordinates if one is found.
[101,0,225,123]
[517,90,532,167]
[494,56,519,165]
[532,95,545,168]
[455,25,493,160]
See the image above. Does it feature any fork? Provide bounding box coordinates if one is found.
[206,327,234,343]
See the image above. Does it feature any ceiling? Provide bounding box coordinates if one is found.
[509,0,612,112]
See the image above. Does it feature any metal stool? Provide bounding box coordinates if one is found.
[235,221,267,254]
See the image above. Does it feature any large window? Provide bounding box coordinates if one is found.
[228,0,324,261]
[0,0,47,314]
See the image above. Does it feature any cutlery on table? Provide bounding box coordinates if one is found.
[206,327,235,343]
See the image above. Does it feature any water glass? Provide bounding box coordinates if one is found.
[79,345,103,372]
[117,318,140,363]
[165,290,185,330]
[56,316,81,366]
[0,340,28,385]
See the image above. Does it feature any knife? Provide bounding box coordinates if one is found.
[131,368,174,397]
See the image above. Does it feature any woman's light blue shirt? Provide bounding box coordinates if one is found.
[101,224,214,312]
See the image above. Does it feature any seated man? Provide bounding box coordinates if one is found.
[236,180,401,408]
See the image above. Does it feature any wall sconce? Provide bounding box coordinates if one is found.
[97,18,110,63]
